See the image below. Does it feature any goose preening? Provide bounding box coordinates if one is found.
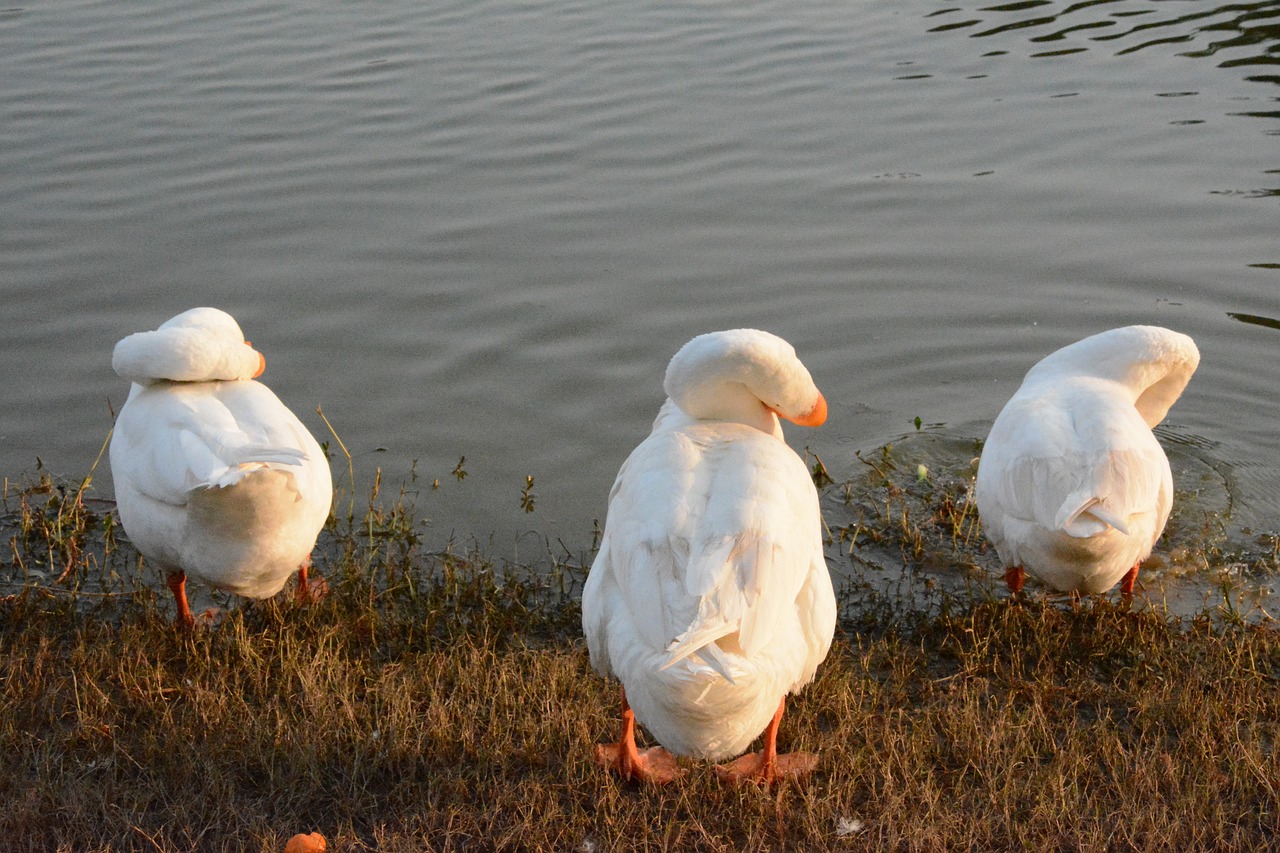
[975,325,1199,596]
[109,307,332,627]
[582,329,836,785]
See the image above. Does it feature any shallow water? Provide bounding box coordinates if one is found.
[2,1,1278,600]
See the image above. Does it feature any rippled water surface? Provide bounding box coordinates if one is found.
[3,1,1278,599]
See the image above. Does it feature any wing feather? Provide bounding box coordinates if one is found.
[979,386,1172,545]
[114,382,315,507]
[582,421,825,686]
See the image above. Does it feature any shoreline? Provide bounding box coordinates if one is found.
[3,454,1280,850]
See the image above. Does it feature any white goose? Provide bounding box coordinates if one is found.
[582,329,836,785]
[109,307,333,626]
[975,325,1199,596]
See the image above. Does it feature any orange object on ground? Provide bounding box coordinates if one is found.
[284,831,326,853]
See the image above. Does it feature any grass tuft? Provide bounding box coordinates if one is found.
[2,450,1279,851]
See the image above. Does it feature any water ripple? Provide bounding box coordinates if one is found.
[0,0,1277,564]
[948,0,1280,70]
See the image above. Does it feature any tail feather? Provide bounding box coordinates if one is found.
[1084,502,1130,535]
[179,429,309,490]
[660,619,740,684]
[1056,491,1129,537]
[207,455,304,489]
[692,643,738,684]
[661,618,737,667]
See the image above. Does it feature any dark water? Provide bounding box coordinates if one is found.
[2,0,1278,604]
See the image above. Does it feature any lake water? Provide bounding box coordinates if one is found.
[3,0,1278,605]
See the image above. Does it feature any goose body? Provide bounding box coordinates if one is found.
[975,325,1199,595]
[109,308,332,621]
[582,329,835,783]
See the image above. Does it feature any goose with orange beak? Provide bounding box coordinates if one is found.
[109,307,333,627]
[582,329,836,785]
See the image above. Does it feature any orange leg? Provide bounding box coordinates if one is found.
[713,697,818,785]
[1119,562,1140,597]
[295,557,328,603]
[166,571,195,628]
[593,687,684,785]
[1004,565,1026,594]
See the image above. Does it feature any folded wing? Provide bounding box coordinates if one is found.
[115,382,316,507]
[588,424,823,684]
[982,394,1172,544]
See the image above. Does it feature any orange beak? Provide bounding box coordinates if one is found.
[768,394,829,427]
[784,392,827,428]
[245,342,266,378]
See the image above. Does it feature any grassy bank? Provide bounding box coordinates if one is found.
[2,454,1279,851]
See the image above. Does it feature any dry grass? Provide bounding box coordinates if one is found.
[2,463,1279,852]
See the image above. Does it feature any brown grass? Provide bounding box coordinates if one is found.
[2,464,1279,852]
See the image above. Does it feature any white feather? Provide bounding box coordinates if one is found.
[975,325,1198,594]
[581,329,836,761]
[109,309,332,600]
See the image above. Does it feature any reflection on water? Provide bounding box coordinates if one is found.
[928,0,1280,201]
[929,0,1280,71]
[0,0,1277,611]
[1228,310,1280,330]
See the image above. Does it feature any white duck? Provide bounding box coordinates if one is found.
[975,325,1199,596]
[109,307,333,627]
[582,329,836,785]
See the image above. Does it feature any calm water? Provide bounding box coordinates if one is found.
[3,1,1278,597]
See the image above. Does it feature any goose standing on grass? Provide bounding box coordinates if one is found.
[975,325,1199,596]
[582,329,836,785]
[109,307,333,627]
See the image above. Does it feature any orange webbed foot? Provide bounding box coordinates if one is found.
[295,560,328,604]
[195,607,224,628]
[1004,565,1027,595]
[713,749,818,786]
[593,742,685,785]
[594,687,687,785]
[295,572,329,604]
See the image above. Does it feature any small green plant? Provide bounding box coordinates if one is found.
[806,449,835,489]
[317,405,356,526]
[520,475,536,513]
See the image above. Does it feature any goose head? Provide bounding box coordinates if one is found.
[112,307,266,386]
[1023,325,1199,428]
[663,329,827,437]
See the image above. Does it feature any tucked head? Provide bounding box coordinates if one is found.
[1025,325,1199,428]
[664,329,826,432]
[112,307,266,385]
